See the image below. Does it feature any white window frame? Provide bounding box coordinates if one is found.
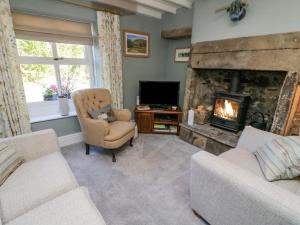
[17,39,95,122]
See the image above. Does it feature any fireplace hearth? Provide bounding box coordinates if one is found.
[211,92,250,132]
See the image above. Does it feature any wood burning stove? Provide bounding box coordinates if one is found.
[210,92,250,132]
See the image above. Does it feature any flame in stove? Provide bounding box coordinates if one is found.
[214,99,239,121]
[224,100,234,117]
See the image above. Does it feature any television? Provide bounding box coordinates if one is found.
[139,81,180,107]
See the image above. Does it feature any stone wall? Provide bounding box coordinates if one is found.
[186,69,286,131]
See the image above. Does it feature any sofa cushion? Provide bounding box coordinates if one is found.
[104,121,135,142]
[0,152,78,223]
[254,136,300,181]
[6,187,106,225]
[220,148,300,196]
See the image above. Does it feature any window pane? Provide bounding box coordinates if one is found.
[20,64,57,103]
[60,65,90,95]
[56,43,85,58]
[17,39,52,57]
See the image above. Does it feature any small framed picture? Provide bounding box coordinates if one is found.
[124,30,150,58]
[175,47,191,63]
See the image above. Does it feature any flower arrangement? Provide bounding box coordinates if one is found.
[43,85,58,101]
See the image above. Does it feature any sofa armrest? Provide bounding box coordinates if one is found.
[112,109,131,121]
[237,126,280,153]
[3,129,60,161]
[81,118,110,146]
[190,151,300,225]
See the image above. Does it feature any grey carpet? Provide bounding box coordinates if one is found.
[62,134,207,225]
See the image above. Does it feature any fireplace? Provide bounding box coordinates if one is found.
[210,92,250,132]
[180,31,300,154]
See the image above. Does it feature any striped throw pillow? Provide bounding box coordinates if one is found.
[254,136,300,181]
[0,142,24,185]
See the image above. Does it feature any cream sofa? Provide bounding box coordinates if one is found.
[0,129,106,225]
[190,126,300,225]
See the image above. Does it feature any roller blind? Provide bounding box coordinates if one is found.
[12,12,93,45]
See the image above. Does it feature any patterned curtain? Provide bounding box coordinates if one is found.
[97,11,123,109]
[0,0,31,137]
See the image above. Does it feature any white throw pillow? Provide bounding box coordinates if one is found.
[254,136,300,181]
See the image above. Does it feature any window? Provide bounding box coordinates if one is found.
[17,39,94,121]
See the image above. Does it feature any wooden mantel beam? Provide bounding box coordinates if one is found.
[161,27,192,39]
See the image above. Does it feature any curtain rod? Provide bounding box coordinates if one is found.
[58,0,121,15]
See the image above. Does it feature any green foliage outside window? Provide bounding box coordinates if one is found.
[17,39,52,57]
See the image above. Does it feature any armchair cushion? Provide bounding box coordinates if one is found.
[88,104,116,123]
[104,121,135,142]
[112,109,131,121]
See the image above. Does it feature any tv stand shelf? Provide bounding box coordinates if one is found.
[135,107,183,135]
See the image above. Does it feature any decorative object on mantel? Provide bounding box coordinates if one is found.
[215,0,248,22]
[175,47,191,63]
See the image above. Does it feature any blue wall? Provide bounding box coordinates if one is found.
[192,0,300,43]
[121,15,167,112]
[162,8,193,107]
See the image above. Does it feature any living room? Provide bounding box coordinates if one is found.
[1,0,300,225]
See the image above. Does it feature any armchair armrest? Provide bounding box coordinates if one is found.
[3,129,60,161]
[112,109,132,121]
[81,118,110,146]
[190,151,300,225]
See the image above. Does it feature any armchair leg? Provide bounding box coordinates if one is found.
[85,143,90,155]
[112,151,116,162]
[129,137,134,147]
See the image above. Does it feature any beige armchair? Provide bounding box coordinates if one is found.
[72,88,135,162]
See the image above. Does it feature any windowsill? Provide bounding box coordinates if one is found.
[28,100,77,123]
[30,111,77,123]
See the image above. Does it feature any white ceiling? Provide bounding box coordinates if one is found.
[92,0,194,19]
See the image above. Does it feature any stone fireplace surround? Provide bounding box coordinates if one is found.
[180,31,300,154]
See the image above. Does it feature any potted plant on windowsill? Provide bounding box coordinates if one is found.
[58,82,73,116]
[43,85,58,101]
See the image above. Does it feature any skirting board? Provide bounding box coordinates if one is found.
[58,132,83,147]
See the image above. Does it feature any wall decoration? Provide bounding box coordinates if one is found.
[175,47,191,63]
[124,30,150,58]
[215,0,248,22]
